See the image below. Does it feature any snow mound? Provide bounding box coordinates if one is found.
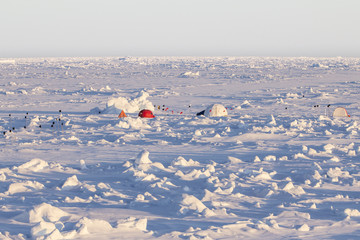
[179,194,216,217]
[241,100,252,108]
[116,117,151,130]
[254,171,272,180]
[28,116,41,128]
[327,167,351,179]
[31,221,63,239]
[176,168,212,180]
[298,223,310,231]
[76,217,113,235]
[15,203,70,223]
[263,155,277,161]
[116,217,148,231]
[172,156,200,167]
[135,150,152,165]
[17,158,49,173]
[268,115,277,126]
[6,181,44,195]
[282,182,306,196]
[61,175,81,190]
[31,86,47,94]
[103,90,154,114]
[79,159,87,170]
[64,196,93,203]
[76,216,147,236]
[275,210,311,220]
[344,208,360,217]
[0,171,6,181]
[27,210,147,239]
[134,150,153,171]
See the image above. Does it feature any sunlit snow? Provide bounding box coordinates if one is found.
[0,56,360,239]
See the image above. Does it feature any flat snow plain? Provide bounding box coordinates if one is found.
[0,57,360,239]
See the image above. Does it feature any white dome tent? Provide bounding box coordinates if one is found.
[204,104,228,117]
[332,107,350,117]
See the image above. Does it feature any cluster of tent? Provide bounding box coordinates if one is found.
[118,104,350,119]
[118,109,155,119]
[118,104,229,119]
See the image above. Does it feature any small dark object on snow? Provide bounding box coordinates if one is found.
[196,110,205,116]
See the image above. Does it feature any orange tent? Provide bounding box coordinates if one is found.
[118,110,127,118]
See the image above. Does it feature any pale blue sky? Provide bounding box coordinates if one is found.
[1,0,359,57]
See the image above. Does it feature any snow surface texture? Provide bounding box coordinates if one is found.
[0,56,360,239]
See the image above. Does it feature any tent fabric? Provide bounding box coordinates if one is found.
[204,104,228,117]
[118,110,127,118]
[333,107,350,117]
[196,110,205,116]
[138,109,155,118]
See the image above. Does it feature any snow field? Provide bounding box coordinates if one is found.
[0,57,360,239]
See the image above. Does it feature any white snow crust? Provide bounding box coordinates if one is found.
[1,56,360,239]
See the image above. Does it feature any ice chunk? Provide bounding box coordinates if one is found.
[344,208,360,217]
[135,150,152,165]
[15,203,70,223]
[76,217,112,234]
[298,224,310,231]
[103,90,154,114]
[179,194,215,216]
[7,181,44,195]
[116,217,147,231]
[17,158,49,172]
[61,175,81,190]
[31,221,57,238]
[80,159,87,170]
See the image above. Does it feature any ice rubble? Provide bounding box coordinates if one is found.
[1,57,360,239]
[101,90,154,114]
[17,158,49,173]
[14,202,148,239]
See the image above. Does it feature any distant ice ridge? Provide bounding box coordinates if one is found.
[95,90,154,114]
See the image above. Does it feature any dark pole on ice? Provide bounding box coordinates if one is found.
[59,110,62,134]
[24,112,29,129]
[326,104,331,117]
[9,114,12,131]
[51,121,55,137]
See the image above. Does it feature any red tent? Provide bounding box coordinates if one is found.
[138,109,155,118]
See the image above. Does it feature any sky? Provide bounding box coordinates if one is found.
[1,0,360,58]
